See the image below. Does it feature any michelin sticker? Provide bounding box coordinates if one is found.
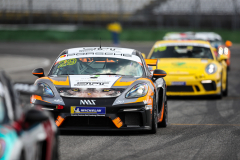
[71,106,106,116]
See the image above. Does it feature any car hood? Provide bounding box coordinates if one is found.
[47,75,138,98]
[157,58,213,75]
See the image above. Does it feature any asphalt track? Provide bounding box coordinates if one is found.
[1,41,240,160]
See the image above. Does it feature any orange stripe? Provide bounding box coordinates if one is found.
[30,95,52,104]
[113,77,135,86]
[55,116,65,127]
[31,95,42,101]
[159,102,164,122]
[112,117,123,128]
[153,74,166,76]
[51,76,70,86]
[33,72,43,75]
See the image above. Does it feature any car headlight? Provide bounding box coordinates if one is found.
[205,63,217,74]
[126,83,148,98]
[38,83,54,98]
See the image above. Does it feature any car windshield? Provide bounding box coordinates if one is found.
[50,57,143,77]
[150,46,213,59]
[209,40,224,48]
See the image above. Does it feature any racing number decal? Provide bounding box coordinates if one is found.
[58,58,77,68]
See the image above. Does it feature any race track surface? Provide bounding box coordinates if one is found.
[1,41,240,160]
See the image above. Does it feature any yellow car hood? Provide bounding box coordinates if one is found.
[157,58,213,75]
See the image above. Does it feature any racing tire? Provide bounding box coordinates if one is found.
[215,73,223,99]
[52,137,59,160]
[20,151,26,160]
[222,72,228,97]
[35,142,43,160]
[149,96,158,134]
[158,100,168,128]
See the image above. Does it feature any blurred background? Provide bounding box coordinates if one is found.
[0,0,240,42]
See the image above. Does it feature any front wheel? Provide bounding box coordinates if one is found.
[158,100,168,128]
[149,97,157,134]
[222,72,228,96]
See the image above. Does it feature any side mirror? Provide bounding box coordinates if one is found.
[225,40,232,47]
[218,54,228,61]
[32,68,45,78]
[153,69,167,78]
[24,109,49,128]
[142,53,146,59]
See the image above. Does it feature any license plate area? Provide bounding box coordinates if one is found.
[171,82,186,86]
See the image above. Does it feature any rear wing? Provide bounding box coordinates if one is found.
[145,59,158,66]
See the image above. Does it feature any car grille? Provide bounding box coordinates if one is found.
[202,82,217,91]
[167,86,194,92]
[60,116,115,128]
[118,112,142,126]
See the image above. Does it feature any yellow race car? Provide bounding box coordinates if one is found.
[147,40,228,98]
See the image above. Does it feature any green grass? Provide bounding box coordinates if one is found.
[0,28,240,43]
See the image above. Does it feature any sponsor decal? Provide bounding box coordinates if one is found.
[54,99,63,103]
[71,106,106,114]
[74,82,109,86]
[80,100,96,105]
[70,75,120,88]
[60,55,66,58]
[58,58,77,68]
[154,46,167,52]
[71,114,105,117]
[115,100,125,104]
[143,99,152,104]
[172,62,186,66]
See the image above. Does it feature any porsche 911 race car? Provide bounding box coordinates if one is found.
[148,40,228,98]
[31,47,168,133]
[0,70,58,160]
[195,32,232,69]
[163,32,232,69]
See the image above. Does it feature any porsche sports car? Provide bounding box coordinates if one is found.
[148,40,228,98]
[163,32,232,69]
[194,32,232,69]
[0,70,58,160]
[31,47,168,133]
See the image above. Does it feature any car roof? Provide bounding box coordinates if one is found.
[195,32,222,41]
[154,40,212,48]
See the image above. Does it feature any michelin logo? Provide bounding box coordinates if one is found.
[71,106,106,114]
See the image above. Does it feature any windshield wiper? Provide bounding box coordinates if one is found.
[97,73,119,75]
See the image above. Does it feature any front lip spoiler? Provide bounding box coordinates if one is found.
[58,126,151,131]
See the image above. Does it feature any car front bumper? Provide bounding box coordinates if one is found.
[38,103,153,131]
[165,75,222,96]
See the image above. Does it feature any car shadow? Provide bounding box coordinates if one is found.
[167,95,221,101]
[59,130,153,136]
